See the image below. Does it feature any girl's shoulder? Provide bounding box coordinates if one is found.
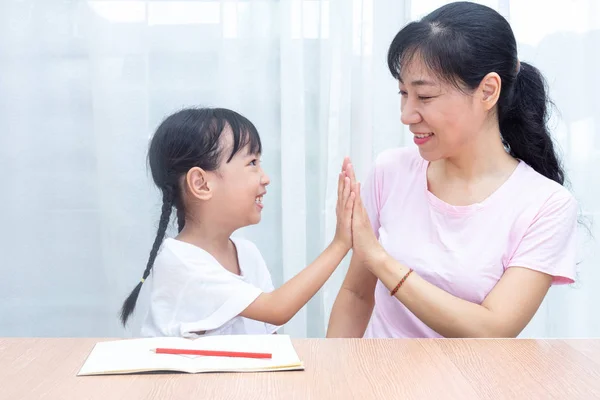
[230,236,264,260]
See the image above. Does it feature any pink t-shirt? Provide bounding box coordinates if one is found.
[362,147,578,338]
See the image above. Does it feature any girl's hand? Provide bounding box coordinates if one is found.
[333,157,356,251]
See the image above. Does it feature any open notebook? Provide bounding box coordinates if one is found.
[77,334,304,376]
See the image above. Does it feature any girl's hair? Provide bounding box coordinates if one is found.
[387,1,564,185]
[120,107,262,326]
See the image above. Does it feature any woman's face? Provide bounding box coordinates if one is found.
[398,56,490,162]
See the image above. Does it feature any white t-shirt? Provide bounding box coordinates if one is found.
[140,236,279,338]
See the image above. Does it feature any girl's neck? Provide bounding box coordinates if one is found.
[176,222,234,257]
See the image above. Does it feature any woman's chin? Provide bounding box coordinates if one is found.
[417,147,442,162]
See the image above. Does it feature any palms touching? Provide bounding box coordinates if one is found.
[340,158,384,268]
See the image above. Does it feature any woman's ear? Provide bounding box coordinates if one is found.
[185,167,213,201]
[479,72,501,111]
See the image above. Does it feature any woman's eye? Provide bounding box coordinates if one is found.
[399,90,436,101]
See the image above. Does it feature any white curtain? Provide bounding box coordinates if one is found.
[0,0,597,338]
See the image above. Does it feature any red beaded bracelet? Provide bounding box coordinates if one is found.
[390,268,413,296]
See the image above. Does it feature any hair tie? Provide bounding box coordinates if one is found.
[140,278,145,283]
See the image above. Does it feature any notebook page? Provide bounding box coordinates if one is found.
[78,337,196,375]
[78,335,303,375]
[187,334,303,372]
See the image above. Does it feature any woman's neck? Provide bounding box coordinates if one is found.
[426,125,520,206]
[436,124,517,183]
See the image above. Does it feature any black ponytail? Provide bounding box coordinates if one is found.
[119,107,262,326]
[499,62,564,184]
[387,2,566,185]
[120,188,174,325]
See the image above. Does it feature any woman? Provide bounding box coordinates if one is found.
[327,1,578,338]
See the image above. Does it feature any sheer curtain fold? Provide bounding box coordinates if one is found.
[0,0,597,338]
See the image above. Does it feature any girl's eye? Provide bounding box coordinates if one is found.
[399,90,408,97]
[249,159,257,166]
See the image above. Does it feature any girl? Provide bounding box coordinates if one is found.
[328,2,579,338]
[121,107,355,337]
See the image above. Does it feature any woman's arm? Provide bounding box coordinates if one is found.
[351,180,573,338]
[326,253,378,338]
[371,252,552,337]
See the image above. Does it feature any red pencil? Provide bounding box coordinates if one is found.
[152,348,272,359]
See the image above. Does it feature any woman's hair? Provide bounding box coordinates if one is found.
[387,1,564,185]
[120,107,262,325]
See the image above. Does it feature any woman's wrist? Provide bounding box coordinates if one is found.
[362,244,389,273]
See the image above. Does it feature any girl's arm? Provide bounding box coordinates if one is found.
[240,167,356,326]
[241,240,349,326]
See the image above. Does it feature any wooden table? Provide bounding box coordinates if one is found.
[2,338,600,399]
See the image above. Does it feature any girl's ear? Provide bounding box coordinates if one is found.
[185,167,213,201]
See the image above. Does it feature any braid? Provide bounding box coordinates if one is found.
[120,187,174,326]
[142,189,174,279]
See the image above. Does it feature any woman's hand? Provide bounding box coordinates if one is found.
[343,162,387,269]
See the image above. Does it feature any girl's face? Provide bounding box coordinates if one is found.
[195,129,270,230]
[214,135,270,227]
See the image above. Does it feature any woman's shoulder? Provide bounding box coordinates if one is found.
[516,162,577,208]
[374,146,421,164]
[373,146,423,173]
